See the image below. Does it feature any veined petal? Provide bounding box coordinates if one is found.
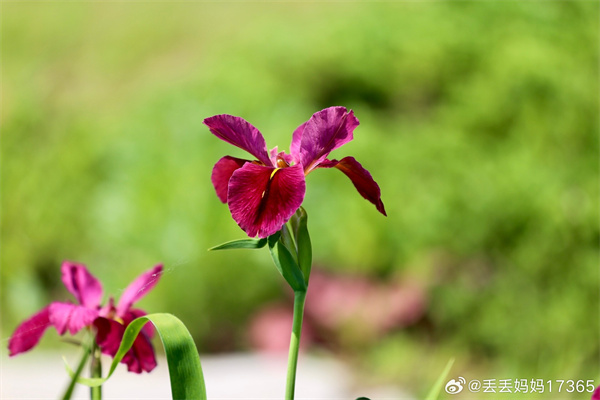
[49,302,98,335]
[296,107,359,173]
[116,264,163,318]
[228,163,306,238]
[318,156,387,216]
[8,306,51,356]
[204,114,272,166]
[94,317,157,374]
[289,121,306,162]
[211,156,248,203]
[61,261,103,308]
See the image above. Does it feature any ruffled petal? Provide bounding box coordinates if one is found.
[211,156,249,203]
[318,156,387,216]
[94,317,157,374]
[61,261,103,308]
[204,114,272,166]
[49,302,98,335]
[116,264,163,318]
[8,306,51,356]
[295,107,359,173]
[228,163,306,238]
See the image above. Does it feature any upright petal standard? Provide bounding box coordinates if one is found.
[204,106,386,238]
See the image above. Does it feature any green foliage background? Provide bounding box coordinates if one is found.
[2,2,598,398]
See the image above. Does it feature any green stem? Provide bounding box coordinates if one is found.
[285,290,307,400]
[90,340,102,400]
[62,343,91,400]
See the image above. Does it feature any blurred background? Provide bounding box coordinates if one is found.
[2,2,598,399]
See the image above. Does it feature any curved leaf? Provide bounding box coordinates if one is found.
[66,313,206,400]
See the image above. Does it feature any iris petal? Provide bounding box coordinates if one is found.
[318,156,387,216]
[211,156,249,203]
[61,262,103,308]
[289,121,306,162]
[8,306,51,356]
[296,107,359,173]
[204,114,272,166]
[228,163,306,238]
[49,302,98,335]
[126,330,157,373]
[94,317,157,374]
[116,264,163,318]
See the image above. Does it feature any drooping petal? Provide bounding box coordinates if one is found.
[94,317,123,356]
[61,261,103,308]
[49,302,98,335]
[116,264,163,318]
[204,114,272,166]
[124,330,157,373]
[211,156,249,203]
[94,317,157,374]
[295,107,359,173]
[8,306,51,356]
[228,163,306,238]
[318,156,387,216]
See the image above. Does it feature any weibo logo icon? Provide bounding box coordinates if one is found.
[445,377,466,394]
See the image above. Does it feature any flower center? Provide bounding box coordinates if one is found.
[276,156,290,168]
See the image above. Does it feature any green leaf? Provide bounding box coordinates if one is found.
[290,207,312,283]
[279,222,298,264]
[268,234,306,292]
[66,313,206,400]
[425,358,455,400]
[209,237,268,250]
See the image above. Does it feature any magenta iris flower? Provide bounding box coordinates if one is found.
[204,106,386,238]
[8,262,163,373]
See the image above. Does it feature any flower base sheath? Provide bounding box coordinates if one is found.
[204,106,386,238]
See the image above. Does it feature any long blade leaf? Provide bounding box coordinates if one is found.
[425,358,455,400]
[66,313,206,400]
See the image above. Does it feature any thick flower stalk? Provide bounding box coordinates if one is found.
[205,106,386,238]
[8,261,163,374]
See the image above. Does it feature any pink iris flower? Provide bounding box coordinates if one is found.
[8,261,163,373]
[204,106,386,238]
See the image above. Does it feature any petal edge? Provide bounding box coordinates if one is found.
[319,156,387,216]
[204,114,272,166]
